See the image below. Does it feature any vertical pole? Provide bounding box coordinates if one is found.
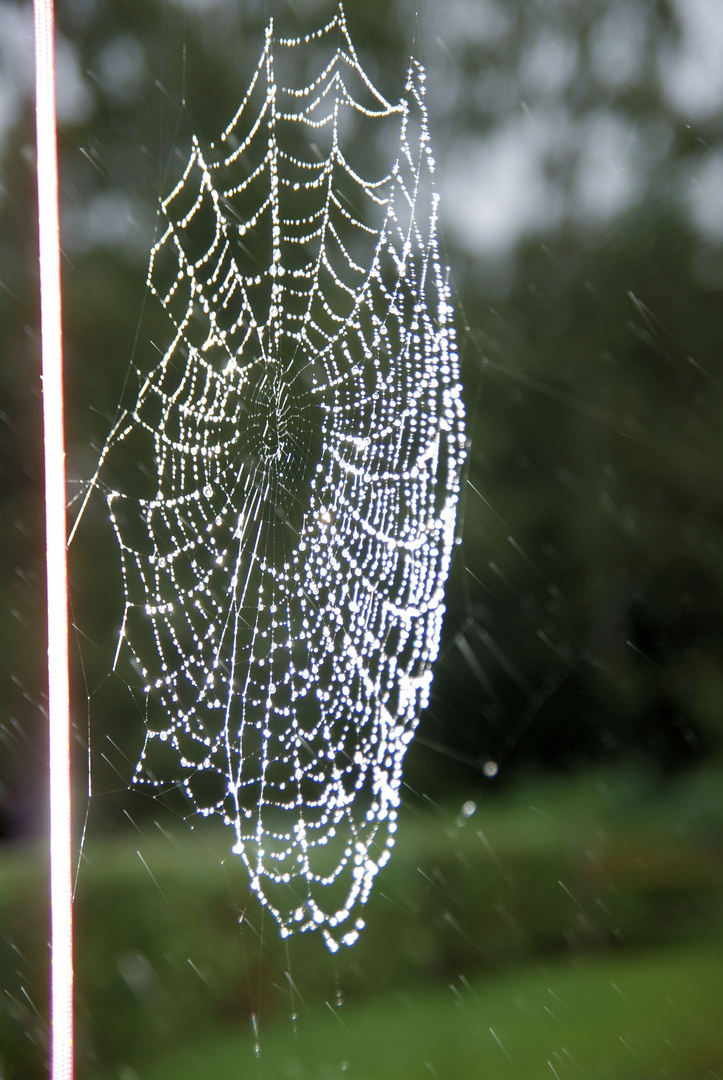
[33,1,74,1077]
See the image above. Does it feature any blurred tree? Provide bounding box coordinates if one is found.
[1,0,723,839]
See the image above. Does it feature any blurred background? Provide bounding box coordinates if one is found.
[1,0,723,1076]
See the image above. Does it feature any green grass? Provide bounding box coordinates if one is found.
[140,937,723,1080]
[3,767,722,1078]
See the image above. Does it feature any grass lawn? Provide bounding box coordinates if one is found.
[139,936,722,1080]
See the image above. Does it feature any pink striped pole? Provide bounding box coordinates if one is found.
[33,1,74,1077]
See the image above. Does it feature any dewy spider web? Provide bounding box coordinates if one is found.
[85,6,465,950]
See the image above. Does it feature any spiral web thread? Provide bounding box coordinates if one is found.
[94,6,465,950]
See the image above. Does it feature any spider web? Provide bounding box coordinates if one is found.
[83,6,465,950]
